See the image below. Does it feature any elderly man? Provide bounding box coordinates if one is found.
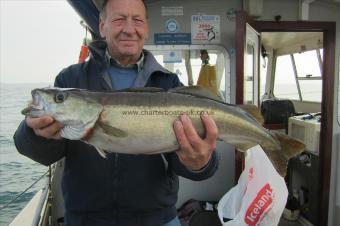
[14,0,219,225]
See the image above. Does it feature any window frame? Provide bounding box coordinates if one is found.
[273,48,323,103]
[145,45,231,102]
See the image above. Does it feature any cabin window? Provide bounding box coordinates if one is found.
[293,50,322,102]
[145,45,230,102]
[259,52,268,99]
[273,55,300,99]
[273,49,322,102]
[244,43,255,104]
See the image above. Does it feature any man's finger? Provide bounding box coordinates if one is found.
[51,130,63,140]
[26,116,54,130]
[173,120,192,152]
[35,121,63,139]
[173,120,194,165]
[179,114,201,147]
[201,112,218,146]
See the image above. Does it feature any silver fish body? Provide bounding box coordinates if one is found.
[22,87,305,176]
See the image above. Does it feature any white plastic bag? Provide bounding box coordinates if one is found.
[217,145,288,226]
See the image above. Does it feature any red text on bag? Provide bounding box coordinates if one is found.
[245,183,273,226]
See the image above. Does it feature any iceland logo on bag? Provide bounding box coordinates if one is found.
[245,183,273,226]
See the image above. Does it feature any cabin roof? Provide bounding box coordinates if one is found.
[262,32,323,55]
[67,0,340,40]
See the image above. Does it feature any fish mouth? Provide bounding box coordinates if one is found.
[21,105,44,116]
[21,92,44,117]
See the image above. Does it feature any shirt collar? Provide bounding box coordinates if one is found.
[105,49,144,72]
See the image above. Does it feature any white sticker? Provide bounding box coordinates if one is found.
[161,6,184,16]
[191,15,220,44]
[165,19,180,33]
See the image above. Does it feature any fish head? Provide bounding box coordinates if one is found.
[22,87,103,139]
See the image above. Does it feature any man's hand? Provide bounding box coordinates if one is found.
[26,116,63,140]
[173,112,218,171]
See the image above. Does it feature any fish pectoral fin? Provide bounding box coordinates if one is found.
[237,104,264,125]
[169,86,224,102]
[96,148,109,158]
[97,121,128,137]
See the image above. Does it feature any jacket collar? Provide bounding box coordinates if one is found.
[105,49,145,73]
[88,40,171,89]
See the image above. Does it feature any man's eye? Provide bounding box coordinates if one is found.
[112,18,124,23]
[134,19,145,24]
[135,18,144,22]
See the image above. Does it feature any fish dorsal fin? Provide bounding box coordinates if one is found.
[118,87,164,93]
[169,86,224,102]
[237,104,264,125]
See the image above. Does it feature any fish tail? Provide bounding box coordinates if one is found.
[274,131,306,159]
[266,132,306,177]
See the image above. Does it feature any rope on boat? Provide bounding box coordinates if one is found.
[0,169,49,212]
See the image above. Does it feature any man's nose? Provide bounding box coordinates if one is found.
[122,20,135,34]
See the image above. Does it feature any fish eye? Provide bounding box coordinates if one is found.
[54,92,67,103]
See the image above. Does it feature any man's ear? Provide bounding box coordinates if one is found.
[99,19,106,38]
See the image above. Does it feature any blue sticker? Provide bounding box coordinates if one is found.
[154,33,191,45]
[165,19,180,33]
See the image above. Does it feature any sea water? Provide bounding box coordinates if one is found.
[0,83,50,226]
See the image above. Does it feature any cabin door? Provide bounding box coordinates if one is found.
[235,10,335,226]
[235,12,260,106]
[234,11,261,189]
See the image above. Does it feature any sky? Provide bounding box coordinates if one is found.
[0,0,85,84]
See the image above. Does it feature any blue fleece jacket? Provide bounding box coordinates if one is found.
[13,41,219,226]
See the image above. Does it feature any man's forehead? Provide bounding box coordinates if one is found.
[93,0,146,11]
[103,0,146,14]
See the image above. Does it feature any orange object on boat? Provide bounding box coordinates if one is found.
[197,50,219,96]
[78,44,89,63]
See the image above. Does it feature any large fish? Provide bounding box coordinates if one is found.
[21,86,305,176]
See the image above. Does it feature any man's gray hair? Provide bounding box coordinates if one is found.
[99,0,147,19]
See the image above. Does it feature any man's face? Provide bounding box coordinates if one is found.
[99,0,149,64]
